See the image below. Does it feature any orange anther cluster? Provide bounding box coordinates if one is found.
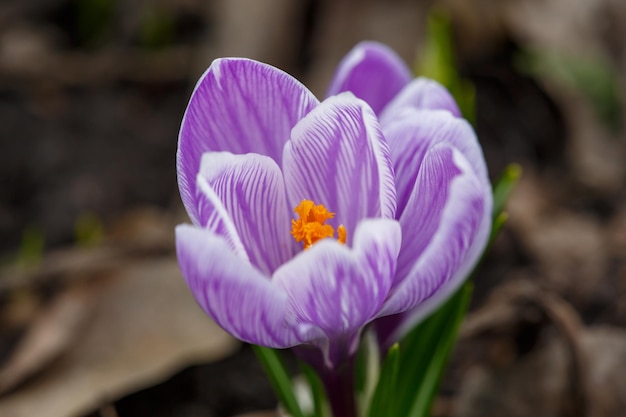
[291,199,347,249]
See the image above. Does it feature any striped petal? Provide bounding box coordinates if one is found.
[176,224,301,348]
[178,58,319,224]
[274,218,401,366]
[379,77,461,126]
[384,109,489,216]
[194,169,248,261]
[379,144,492,332]
[197,152,293,275]
[283,93,396,244]
[326,41,412,114]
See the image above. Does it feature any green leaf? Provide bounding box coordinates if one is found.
[354,330,381,415]
[253,345,305,417]
[489,212,508,245]
[406,284,472,417]
[300,362,330,417]
[392,282,473,417]
[487,163,521,246]
[354,333,368,395]
[17,225,45,267]
[492,163,521,219]
[417,10,476,124]
[75,212,103,246]
[418,12,455,86]
[366,343,400,417]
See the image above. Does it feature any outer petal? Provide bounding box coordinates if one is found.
[197,152,293,275]
[379,144,492,333]
[384,109,489,215]
[326,41,412,114]
[273,218,402,365]
[283,93,396,242]
[379,77,461,125]
[178,58,319,224]
[176,224,300,348]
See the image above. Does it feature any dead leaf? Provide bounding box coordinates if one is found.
[0,258,238,417]
[0,285,92,394]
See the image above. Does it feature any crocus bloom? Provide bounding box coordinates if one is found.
[176,42,492,371]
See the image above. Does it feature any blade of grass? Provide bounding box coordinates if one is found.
[417,9,476,124]
[492,163,521,218]
[354,330,381,415]
[489,212,508,245]
[390,282,472,417]
[253,345,305,417]
[405,283,472,417]
[366,344,400,417]
[299,362,329,417]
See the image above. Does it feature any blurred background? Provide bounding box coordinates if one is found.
[0,0,625,416]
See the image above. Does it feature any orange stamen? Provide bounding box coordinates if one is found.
[337,225,347,245]
[291,199,347,249]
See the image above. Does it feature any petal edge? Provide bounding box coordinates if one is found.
[283,93,397,243]
[326,42,412,114]
[379,144,492,335]
[178,58,319,224]
[176,224,300,348]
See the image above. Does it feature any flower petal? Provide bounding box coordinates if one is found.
[379,77,461,125]
[194,170,249,261]
[326,41,412,114]
[384,109,489,216]
[178,58,319,223]
[176,224,300,348]
[379,144,492,332]
[197,152,293,275]
[283,93,396,242]
[273,218,401,365]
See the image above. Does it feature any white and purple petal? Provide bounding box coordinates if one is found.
[273,218,401,366]
[196,152,293,275]
[178,58,319,223]
[379,144,492,333]
[176,224,301,348]
[379,78,461,125]
[326,41,412,114]
[283,93,396,242]
[194,171,249,261]
[383,109,488,216]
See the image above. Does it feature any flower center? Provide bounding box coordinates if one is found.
[290,199,347,250]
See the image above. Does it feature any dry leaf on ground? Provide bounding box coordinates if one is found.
[0,257,238,417]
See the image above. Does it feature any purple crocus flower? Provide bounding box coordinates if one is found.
[176,42,492,374]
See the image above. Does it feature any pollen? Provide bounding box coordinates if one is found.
[291,199,347,249]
